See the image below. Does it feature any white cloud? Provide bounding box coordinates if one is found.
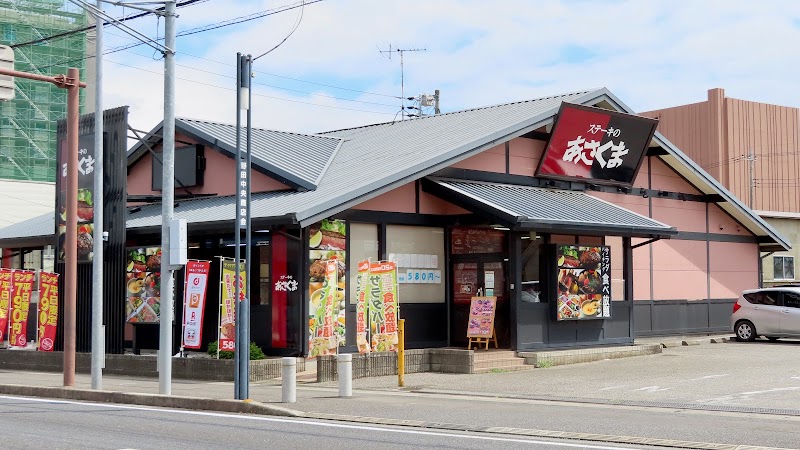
[99,0,800,138]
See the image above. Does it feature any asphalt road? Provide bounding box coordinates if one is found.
[0,396,663,450]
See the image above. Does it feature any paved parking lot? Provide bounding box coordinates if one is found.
[320,338,800,411]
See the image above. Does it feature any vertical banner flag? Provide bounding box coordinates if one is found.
[368,261,399,352]
[308,260,338,358]
[218,259,245,352]
[355,260,370,354]
[182,260,210,349]
[0,269,13,343]
[9,270,35,348]
[37,272,59,351]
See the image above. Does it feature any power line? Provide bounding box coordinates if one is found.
[105,58,398,116]
[253,0,304,60]
[7,0,209,49]
[119,50,399,107]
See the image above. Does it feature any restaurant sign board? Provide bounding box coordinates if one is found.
[554,245,611,321]
[536,103,658,186]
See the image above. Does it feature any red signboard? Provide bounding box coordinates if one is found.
[536,103,658,186]
[0,269,13,343]
[9,270,35,348]
[37,272,59,351]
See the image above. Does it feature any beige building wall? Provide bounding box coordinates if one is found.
[642,88,800,213]
[758,214,800,286]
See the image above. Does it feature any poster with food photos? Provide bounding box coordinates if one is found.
[467,296,497,338]
[555,245,611,321]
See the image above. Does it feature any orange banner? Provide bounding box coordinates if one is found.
[37,272,59,351]
[9,270,35,348]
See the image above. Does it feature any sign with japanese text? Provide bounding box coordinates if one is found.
[57,133,97,262]
[467,296,497,338]
[355,260,370,354]
[368,261,399,353]
[536,103,658,186]
[555,245,611,321]
[308,219,347,354]
[182,260,210,350]
[37,272,59,351]
[9,270,35,347]
[308,260,339,358]
[0,269,13,343]
[238,160,248,229]
[218,258,246,352]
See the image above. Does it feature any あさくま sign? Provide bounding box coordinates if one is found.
[9,270,35,348]
[37,272,59,352]
[182,260,210,350]
[536,103,658,186]
[0,268,13,343]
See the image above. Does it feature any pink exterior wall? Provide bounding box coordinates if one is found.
[509,138,544,176]
[127,135,290,198]
[708,204,751,236]
[451,143,506,173]
[650,198,706,233]
[352,182,416,213]
[709,242,758,298]
[649,158,702,195]
[419,190,471,215]
[650,240,708,300]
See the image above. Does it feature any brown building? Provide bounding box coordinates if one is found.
[643,88,800,286]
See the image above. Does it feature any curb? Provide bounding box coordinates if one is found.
[0,384,301,417]
[302,412,789,450]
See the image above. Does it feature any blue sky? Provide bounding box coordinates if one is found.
[97,0,800,135]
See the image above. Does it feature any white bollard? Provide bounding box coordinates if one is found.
[282,357,296,403]
[338,353,352,398]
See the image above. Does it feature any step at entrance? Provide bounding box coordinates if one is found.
[472,350,531,373]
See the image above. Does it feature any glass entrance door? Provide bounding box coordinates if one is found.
[450,259,508,347]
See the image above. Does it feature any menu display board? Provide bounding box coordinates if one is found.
[308,219,346,353]
[467,296,496,337]
[0,269,12,343]
[125,247,162,323]
[555,245,611,321]
[536,103,658,186]
[451,227,506,255]
[37,272,59,352]
[57,133,97,262]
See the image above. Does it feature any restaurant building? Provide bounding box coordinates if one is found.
[0,88,789,356]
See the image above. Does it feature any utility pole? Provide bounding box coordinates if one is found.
[434,89,440,115]
[90,0,104,392]
[379,45,426,120]
[158,0,177,396]
[64,66,80,387]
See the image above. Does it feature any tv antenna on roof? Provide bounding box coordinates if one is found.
[379,44,426,120]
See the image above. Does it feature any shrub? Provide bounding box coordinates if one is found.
[207,341,266,360]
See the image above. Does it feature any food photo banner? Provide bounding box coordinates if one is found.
[37,272,59,352]
[0,269,12,344]
[368,261,399,353]
[182,260,210,350]
[355,260,370,354]
[308,260,339,358]
[308,219,347,357]
[218,258,246,353]
[125,247,162,324]
[536,103,659,186]
[9,270,35,348]
[554,245,611,321]
[56,133,97,263]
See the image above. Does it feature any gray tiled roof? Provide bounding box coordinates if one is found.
[429,179,676,237]
[176,118,342,190]
[0,212,54,243]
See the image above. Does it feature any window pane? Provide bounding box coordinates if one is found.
[774,257,785,280]
[785,257,794,280]
[387,225,445,303]
[762,292,781,306]
[784,292,800,309]
[349,223,379,305]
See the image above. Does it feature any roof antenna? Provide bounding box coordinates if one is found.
[379,44,426,120]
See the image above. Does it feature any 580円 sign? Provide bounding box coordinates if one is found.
[536,103,659,186]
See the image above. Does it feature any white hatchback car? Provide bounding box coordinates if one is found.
[732,286,800,341]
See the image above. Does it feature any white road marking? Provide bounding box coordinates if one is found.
[634,386,672,393]
[687,374,729,382]
[598,386,627,391]
[0,395,645,450]
[739,387,800,396]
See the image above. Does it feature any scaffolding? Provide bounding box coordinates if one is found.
[0,0,87,182]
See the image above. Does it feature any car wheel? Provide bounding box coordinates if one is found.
[767,336,780,342]
[735,320,756,342]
